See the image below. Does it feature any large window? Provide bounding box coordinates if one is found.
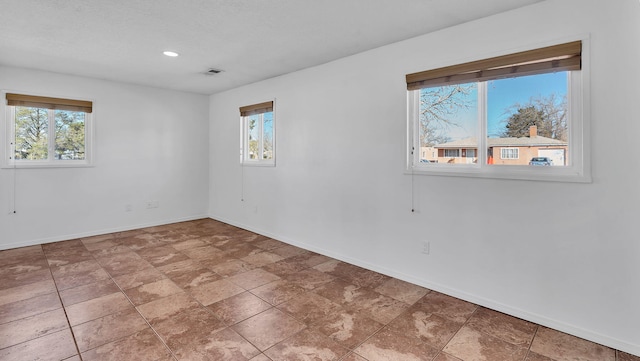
[407,40,589,182]
[240,100,275,166]
[4,93,93,167]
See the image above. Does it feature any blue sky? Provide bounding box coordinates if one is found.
[487,72,567,137]
[424,72,568,142]
[263,112,273,138]
[248,112,273,140]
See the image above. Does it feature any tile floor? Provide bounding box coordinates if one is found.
[0,218,637,361]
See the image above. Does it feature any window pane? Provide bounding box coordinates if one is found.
[419,83,478,165]
[487,72,568,166]
[55,110,85,160]
[262,111,274,160]
[247,114,260,160]
[14,106,48,160]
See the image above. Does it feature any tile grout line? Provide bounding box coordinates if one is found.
[42,245,85,361]
[159,266,266,359]
[299,283,435,361]
[108,230,267,360]
[180,235,322,359]
[227,278,306,358]
[524,324,543,361]
[426,301,544,360]
[244,263,321,354]
[58,232,180,360]
[435,301,482,361]
[110,229,277,360]
[108,232,181,361]
[112,276,179,361]
[207,245,334,359]
[448,305,543,361]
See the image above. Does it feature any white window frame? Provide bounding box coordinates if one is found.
[407,37,590,183]
[2,92,94,168]
[240,100,276,167]
[500,148,519,160]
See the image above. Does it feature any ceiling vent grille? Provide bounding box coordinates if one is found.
[204,68,224,75]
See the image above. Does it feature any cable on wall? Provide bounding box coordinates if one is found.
[240,161,245,202]
[411,146,415,213]
[9,137,17,214]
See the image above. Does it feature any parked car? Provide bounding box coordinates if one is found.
[529,157,552,166]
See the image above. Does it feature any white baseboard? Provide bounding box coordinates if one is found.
[0,214,209,251]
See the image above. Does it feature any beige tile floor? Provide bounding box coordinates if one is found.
[0,219,637,361]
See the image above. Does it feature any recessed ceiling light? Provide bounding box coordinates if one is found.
[163,51,179,57]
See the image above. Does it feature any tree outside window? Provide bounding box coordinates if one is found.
[12,107,87,162]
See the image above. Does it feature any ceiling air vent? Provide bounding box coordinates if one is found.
[204,68,224,75]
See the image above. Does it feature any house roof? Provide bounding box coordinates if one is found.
[434,136,567,149]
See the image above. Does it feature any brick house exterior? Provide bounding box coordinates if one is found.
[422,126,568,166]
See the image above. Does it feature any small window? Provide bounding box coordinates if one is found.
[4,93,93,167]
[240,100,275,166]
[406,39,589,182]
[444,149,460,158]
[500,148,519,160]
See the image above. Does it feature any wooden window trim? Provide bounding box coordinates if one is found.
[6,93,92,113]
[406,41,581,90]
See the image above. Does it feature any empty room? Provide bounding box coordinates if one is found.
[0,0,639,360]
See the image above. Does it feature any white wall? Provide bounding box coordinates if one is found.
[209,0,640,355]
[0,67,210,249]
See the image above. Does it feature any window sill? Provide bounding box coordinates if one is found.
[406,165,591,183]
[241,161,275,167]
[1,162,94,169]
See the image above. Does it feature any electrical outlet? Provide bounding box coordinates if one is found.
[422,241,430,255]
[125,204,132,212]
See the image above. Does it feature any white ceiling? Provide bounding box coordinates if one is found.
[0,0,543,95]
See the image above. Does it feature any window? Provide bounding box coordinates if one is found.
[4,93,93,167]
[500,148,519,160]
[240,100,275,166]
[444,149,460,158]
[407,39,589,182]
